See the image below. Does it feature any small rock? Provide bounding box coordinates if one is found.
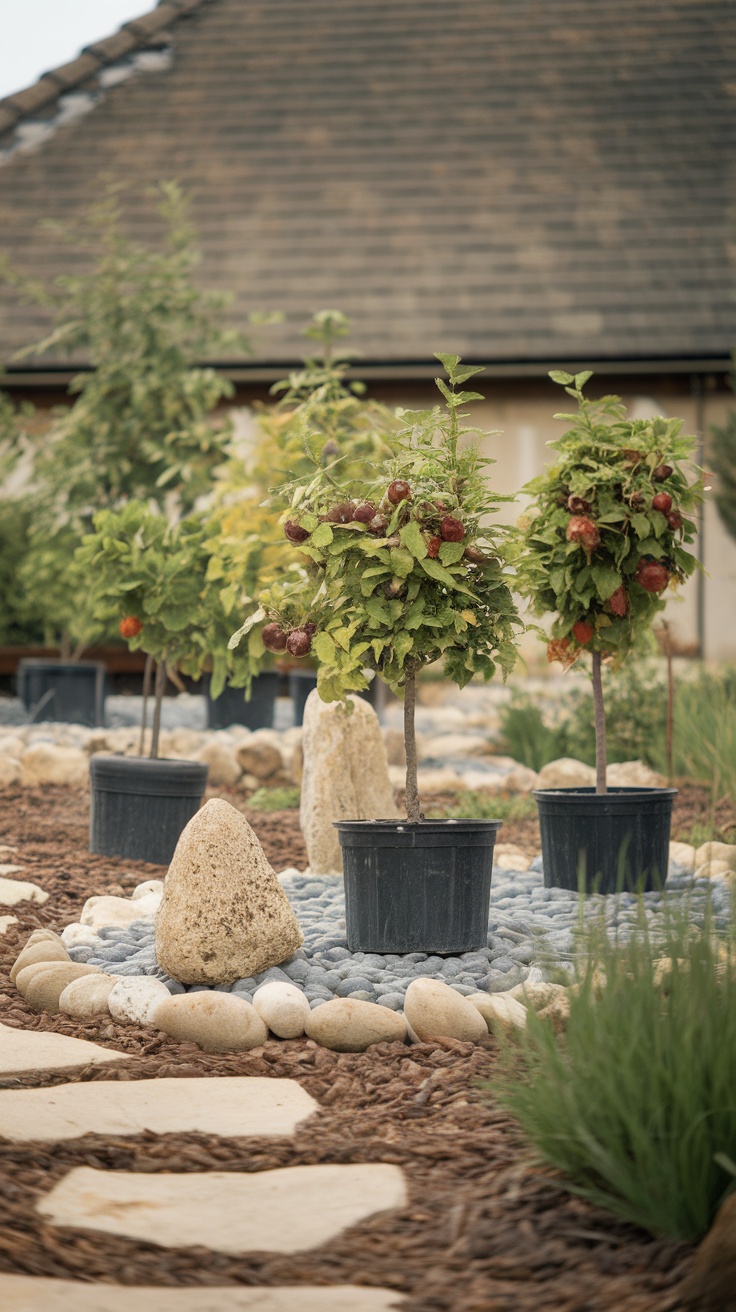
[536,758,596,790]
[59,974,116,1018]
[108,977,172,1025]
[0,877,49,907]
[19,743,88,788]
[695,841,736,871]
[0,757,21,788]
[80,893,161,930]
[153,991,268,1053]
[537,993,571,1034]
[235,737,283,780]
[0,915,19,934]
[61,923,102,948]
[469,992,527,1034]
[26,928,65,947]
[20,964,103,1013]
[679,1191,736,1312]
[131,880,165,901]
[669,840,696,869]
[253,981,311,1038]
[695,860,735,880]
[606,760,667,788]
[10,941,70,982]
[196,738,242,786]
[509,981,568,1011]
[403,978,488,1044]
[304,998,407,1051]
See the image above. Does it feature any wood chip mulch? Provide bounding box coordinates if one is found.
[0,784,714,1311]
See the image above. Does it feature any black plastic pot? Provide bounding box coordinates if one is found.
[534,786,677,894]
[335,819,501,953]
[17,658,106,727]
[289,669,381,727]
[89,755,209,865]
[205,672,280,730]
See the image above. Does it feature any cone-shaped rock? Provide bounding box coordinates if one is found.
[300,691,398,874]
[155,799,303,985]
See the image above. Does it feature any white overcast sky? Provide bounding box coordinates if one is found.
[0,1,156,101]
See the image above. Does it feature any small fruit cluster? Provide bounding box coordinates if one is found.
[284,479,473,559]
[261,620,317,658]
[119,616,142,639]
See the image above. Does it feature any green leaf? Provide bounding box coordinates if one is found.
[434,352,461,372]
[310,522,334,547]
[389,546,415,577]
[590,563,622,601]
[399,520,428,559]
[228,606,265,649]
[312,630,337,664]
[393,630,414,665]
[631,513,651,539]
[574,371,593,389]
[549,370,574,386]
[439,541,466,566]
[420,557,478,598]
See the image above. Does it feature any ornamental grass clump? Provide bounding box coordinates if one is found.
[514,371,704,792]
[491,901,736,1240]
[230,353,521,820]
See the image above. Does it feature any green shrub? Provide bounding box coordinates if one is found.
[497,695,571,771]
[663,669,736,803]
[247,786,301,811]
[430,791,537,821]
[490,901,736,1239]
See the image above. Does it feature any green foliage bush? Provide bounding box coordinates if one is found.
[431,791,536,821]
[247,786,301,811]
[490,901,736,1239]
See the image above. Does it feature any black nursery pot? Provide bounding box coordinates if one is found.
[89,755,208,865]
[205,672,280,730]
[335,819,501,954]
[17,658,106,727]
[533,786,677,894]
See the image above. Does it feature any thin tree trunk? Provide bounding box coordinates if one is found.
[139,652,154,757]
[59,632,71,661]
[404,668,422,823]
[70,641,88,662]
[149,657,166,761]
[664,625,675,785]
[592,651,607,794]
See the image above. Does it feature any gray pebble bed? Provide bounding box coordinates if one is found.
[68,861,732,1008]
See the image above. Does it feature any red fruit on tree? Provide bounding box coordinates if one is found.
[353,502,377,523]
[653,464,673,482]
[426,535,442,558]
[635,560,670,594]
[261,622,288,653]
[119,616,142,639]
[567,494,591,513]
[566,516,600,553]
[630,491,646,510]
[285,628,312,657]
[368,513,390,535]
[387,479,412,505]
[652,492,673,514]
[667,510,683,530]
[326,501,356,523]
[607,585,628,617]
[440,515,465,542]
[572,620,595,646]
[284,520,310,544]
[303,621,318,638]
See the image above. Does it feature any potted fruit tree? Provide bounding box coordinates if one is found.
[78,503,212,865]
[230,354,521,952]
[515,370,704,892]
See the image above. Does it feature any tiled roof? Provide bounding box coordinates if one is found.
[0,0,734,370]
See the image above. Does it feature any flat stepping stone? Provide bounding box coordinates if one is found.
[0,1077,318,1141]
[38,1163,408,1254]
[0,1275,403,1311]
[0,915,19,935]
[0,877,48,906]
[0,1023,126,1078]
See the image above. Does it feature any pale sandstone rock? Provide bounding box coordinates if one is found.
[131,879,165,901]
[606,760,667,788]
[536,757,596,790]
[494,852,532,871]
[695,841,736,871]
[696,860,735,880]
[60,923,101,948]
[404,978,488,1044]
[155,798,303,984]
[0,1077,318,1143]
[669,840,696,869]
[537,994,571,1034]
[304,998,408,1052]
[160,728,206,758]
[10,941,70,983]
[509,981,569,1011]
[236,733,284,780]
[0,1275,404,1311]
[196,737,242,786]
[0,877,48,907]
[37,1162,408,1256]
[26,928,64,947]
[19,743,88,788]
[503,765,540,793]
[0,916,19,934]
[21,964,103,1013]
[108,977,172,1025]
[0,734,25,758]
[468,992,527,1035]
[416,766,463,794]
[153,991,268,1052]
[678,1191,736,1312]
[0,863,23,875]
[382,726,407,767]
[0,843,19,859]
[418,732,494,761]
[58,974,116,1018]
[253,981,311,1039]
[0,1022,125,1078]
[80,891,161,929]
[0,757,21,788]
[300,692,399,875]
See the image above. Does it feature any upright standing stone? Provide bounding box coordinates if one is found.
[300,692,399,874]
[155,798,303,984]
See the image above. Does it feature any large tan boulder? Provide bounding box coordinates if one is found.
[155,798,303,984]
[300,692,399,875]
[304,998,407,1052]
[536,757,596,790]
[196,737,242,787]
[606,760,667,788]
[19,743,89,788]
[403,978,487,1044]
[153,991,268,1052]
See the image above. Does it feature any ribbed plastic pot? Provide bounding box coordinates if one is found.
[335,819,501,954]
[289,670,380,727]
[205,672,280,730]
[17,659,106,727]
[533,786,677,894]
[89,756,208,865]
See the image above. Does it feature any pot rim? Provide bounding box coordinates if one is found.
[334,817,503,830]
[533,786,678,799]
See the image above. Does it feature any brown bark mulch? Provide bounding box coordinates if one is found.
[0,784,717,1311]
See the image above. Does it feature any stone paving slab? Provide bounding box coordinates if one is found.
[0,915,19,934]
[37,1163,408,1254]
[0,877,48,906]
[0,1275,404,1310]
[0,1023,127,1077]
[0,1078,318,1141]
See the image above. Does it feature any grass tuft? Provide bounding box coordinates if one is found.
[246,785,301,811]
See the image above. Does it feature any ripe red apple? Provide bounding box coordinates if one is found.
[440,515,465,542]
[667,510,683,530]
[119,616,142,639]
[426,535,442,558]
[607,585,628,617]
[353,502,377,523]
[368,514,389,535]
[566,516,600,552]
[387,479,411,505]
[567,494,591,513]
[325,501,356,524]
[262,622,288,653]
[653,464,673,482]
[286,628,312,657]
[635,559,670,593]
[572,620,594,645]
[652,492,673,514]
[284,520,310,544]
